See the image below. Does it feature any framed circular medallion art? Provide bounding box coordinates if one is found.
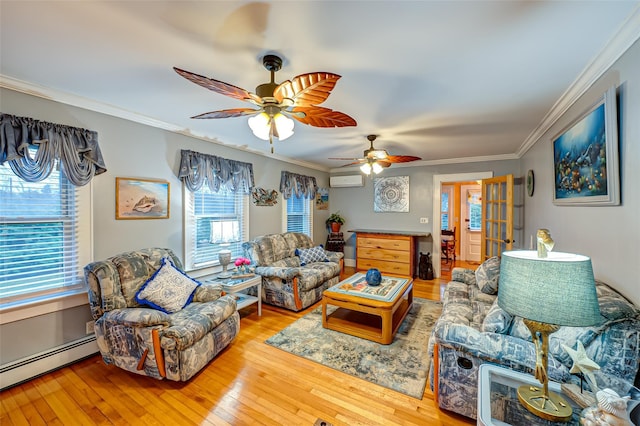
[373,176,409,212]
[526,170,535,197]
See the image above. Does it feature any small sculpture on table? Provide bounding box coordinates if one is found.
[581,388,632,426]
[365,268,382,286]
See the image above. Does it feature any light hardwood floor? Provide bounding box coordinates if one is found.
[0,267,475,426]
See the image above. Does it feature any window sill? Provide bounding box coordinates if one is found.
[0,289,89,325]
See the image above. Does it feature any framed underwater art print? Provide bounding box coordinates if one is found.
[552,85,620,206]
[116,177,170,219]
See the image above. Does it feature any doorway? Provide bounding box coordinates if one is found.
[460,184,482,263]
[432,172,493,278]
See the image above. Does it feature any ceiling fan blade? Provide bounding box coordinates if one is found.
[174,67,263,104]
[328,157,364,161]
[274,72,341,106]
[385,155,422,163]
[377,160,392,168]
[340,161,366,167]
[290,106,357,128]
[191,108,259,119]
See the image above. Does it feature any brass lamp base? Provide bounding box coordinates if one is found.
[517,384,572,422]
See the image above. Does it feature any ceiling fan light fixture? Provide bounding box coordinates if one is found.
[248,112,271,140]
[248,111,295,141]
[372,162,384,174]
[272,112,294,140]
[360,163,372,175]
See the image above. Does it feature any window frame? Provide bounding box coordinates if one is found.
[282,194,313,238]
[183,184,249,275]
[0,163,93,322]
[441,185,454,230]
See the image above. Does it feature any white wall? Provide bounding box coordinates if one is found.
[0,87,332,364]
[521,39,640,306]
[330,160,521,266]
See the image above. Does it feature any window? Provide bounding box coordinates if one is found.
[468,190,482,231]
[283,194,312,237]
[184,185,248,271]
[0,156,91,304]
[441,186,454,230]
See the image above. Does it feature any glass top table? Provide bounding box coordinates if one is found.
[478,364,582,426]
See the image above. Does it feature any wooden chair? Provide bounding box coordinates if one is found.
[441,228,457,264]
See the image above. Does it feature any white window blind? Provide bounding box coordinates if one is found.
[0,158,90,303]
[184,185,249,271]
[283,194,312,237]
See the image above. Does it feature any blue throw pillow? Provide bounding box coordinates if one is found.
[295,245,328,266]
[135,257,200,313]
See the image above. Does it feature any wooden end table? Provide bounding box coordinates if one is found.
[321,273,413,344]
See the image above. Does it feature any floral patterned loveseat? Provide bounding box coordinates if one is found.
[243,232,344,311]
[427,262,640,420]
[84,248,240,381]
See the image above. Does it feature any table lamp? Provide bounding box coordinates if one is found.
[210,220,240,278]
[498,234,601,422]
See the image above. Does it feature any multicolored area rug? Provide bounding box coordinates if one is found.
[265,298,442,399]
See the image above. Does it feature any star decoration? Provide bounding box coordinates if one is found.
[562,341,601,393]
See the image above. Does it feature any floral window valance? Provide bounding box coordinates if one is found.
[178,149,254,194]
[0,113,107,186]
[279,171,318,200]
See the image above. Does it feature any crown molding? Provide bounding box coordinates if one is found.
[0,75,329,173]
[516,5,640,158]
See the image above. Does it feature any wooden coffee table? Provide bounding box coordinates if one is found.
[321,273,413,344]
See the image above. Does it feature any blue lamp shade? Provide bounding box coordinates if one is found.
[497,251,601,327]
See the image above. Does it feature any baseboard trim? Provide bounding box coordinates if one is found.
[0,335,98,390]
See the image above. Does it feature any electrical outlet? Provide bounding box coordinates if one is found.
[419,217,428,224]
[86,320,95,334]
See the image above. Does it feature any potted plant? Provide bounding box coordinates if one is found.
[326,212,345,233]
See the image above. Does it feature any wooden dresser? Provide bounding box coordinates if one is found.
[350,230,430,278]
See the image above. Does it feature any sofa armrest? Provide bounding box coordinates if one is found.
[254,266,301,280]
[101,307,171,327]
[432,321,570,380]
[451,267,477,286]
[192,284,223,302]
[325,251,344,263]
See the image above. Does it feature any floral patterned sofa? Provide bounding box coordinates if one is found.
[84,248,240,381]
[243,232,343,311]
[427,261,640,420]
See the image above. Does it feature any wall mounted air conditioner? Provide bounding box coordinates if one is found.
[330,175,364,188]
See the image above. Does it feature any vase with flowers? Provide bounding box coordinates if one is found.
[234,257,251,274]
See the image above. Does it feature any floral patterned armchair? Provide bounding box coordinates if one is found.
[243,232,343,311]
[84,248,240,381]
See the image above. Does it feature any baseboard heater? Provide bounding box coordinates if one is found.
[0,335,98,390]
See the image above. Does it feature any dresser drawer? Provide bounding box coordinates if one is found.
[357,259,412,276]
[358,247,410,263]
[357,236,411,251]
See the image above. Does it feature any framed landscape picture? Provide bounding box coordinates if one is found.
[552,85,619,206]
[116,177,170,219]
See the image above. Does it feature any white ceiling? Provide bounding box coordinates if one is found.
[1,1,639,172]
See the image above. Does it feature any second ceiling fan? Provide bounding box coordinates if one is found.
[331,135,422,175]
[174,54,357,153]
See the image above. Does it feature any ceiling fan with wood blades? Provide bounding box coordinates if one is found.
[174,54,357,153]
[330,134,421,175]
